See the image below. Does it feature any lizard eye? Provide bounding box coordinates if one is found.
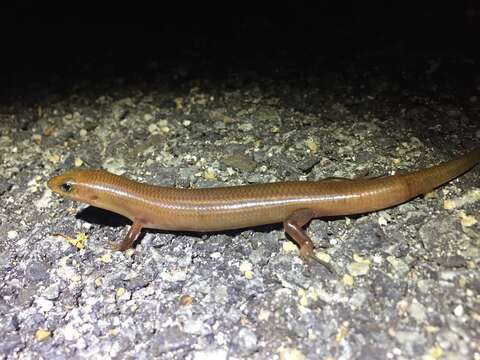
[61,182,73,193]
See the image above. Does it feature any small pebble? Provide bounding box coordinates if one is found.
[453,304,463,317]
[31,134,42,145]
[180,295,193,306]
[459,212,477,227]
[342,274,354,286]
[278,347,305,360]
[305,138,318,153]
[348,256,370,276]
[204,168,216,180]
[282,241,298,253]
[100,253,112,263]
[43,283,60,300]
[48,154,60,164]
[387,256,410,275]
[238,123,253,131]
[239,260,253,273]
[148,123,158,134]
[35,329,51,342]
[35,297,54,313]
[258,309,271,321]
[408,299,427,323]
[174,97,183,109]
[62,323,81,341]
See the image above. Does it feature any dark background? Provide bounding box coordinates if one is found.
[1,0,479,102]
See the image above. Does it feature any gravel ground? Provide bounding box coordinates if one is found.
[1,49,480,359]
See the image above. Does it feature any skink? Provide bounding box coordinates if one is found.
[48,148,480,262]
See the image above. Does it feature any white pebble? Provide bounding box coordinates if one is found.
[62,323,81,341]
[453,304,463,317]
[35,297,54,313]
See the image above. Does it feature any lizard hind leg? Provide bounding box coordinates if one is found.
[283,209,334,272]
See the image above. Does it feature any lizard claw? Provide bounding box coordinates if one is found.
[300,244,335,274]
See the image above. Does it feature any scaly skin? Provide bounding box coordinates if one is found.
[48,148,480,265]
